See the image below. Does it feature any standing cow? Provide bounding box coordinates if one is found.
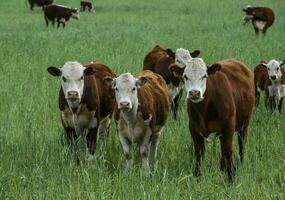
[47,61,115,160]
[26,0,53,10]
[43,5,80,28]
[243,5,275,35]
[80,1,93,12]
[104,71,169,170]
[170,58,255,182]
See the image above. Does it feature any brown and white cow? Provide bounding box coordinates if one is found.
[47,61,115,160]
[26,0,53,10]
[104,70,169,170]
[261,59,285,113]
[170,58,255,182]
[143,45,200,119]
[80,1,93,12]
[43,5,80,28]
[242,5,275,35]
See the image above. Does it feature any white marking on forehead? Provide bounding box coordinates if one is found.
[186,58,207,71]
[116,73,136,85]
[267,60,280,68]
[176,48,191,59]
[61,61,84,74]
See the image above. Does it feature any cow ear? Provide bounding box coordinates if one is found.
[166,48,175,59]
[136,77,147,88]
[261,63,267,68]
[242,8,246,12]
[280,60,285,67]
[207,63,221,75]
[47,66,61,76]
[104,76,115,88]
[169,64,185,77]
[190,50,200,58]
[84,67,96,76]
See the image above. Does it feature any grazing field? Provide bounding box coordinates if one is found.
[0,0,285,199]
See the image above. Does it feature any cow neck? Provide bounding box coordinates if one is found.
[121,98,139,128]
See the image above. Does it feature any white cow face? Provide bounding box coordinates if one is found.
[47,61,95,108]
[169,58,221,103]
[104,73,147,110]
[262,60,284,82]
[71,9,80,20]
[175,48,201,68]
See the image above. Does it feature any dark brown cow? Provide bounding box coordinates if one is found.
[80,1,93,12]
[170,58,255,182]
[104,70,169,170]
[254,61,270,107]
[26,0,53,10]
[47,61,115,160]
[143,45,200,119]
[43,5,80,28]
[242,6,275,35]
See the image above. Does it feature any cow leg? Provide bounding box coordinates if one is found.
[172,90,183,119]
[262,28,267,35]
[118,134,132,169]
[57,19,61,28]
[278,97,283,113]
[265,92,270,109]
[98,115,111,151]
[139,129,152,171]
[86,127,98,161]
[219,132,235,182]
[254,27,259,35]
[62,21,65,29]
[149,130,162,165]
[30,3,34,11]
[237,121,249,163]
[255,86,260,107]
[190,129,205,177]
[44,17,49,27]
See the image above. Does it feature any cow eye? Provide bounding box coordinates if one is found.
[80,76,83,80]
[115,88,118,92]
[183,75,188,80]
[276,67,279,71]
[132,87,136,92]
[62,76,67,82]
[201,75,207,80]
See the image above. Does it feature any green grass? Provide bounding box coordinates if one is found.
[0,0,285,199]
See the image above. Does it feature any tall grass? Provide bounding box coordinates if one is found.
[0,0,284,199]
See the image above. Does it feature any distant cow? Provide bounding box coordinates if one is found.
[243,5,275,35]
[143,45,200,119]
[104,71,169,170]
[26,0,53,10]
[254,61,270,107]
[261,60,285,113]
[80,1,93,12]
[47,61,116,160]
[43,5,80,28]
[170,58,255,182]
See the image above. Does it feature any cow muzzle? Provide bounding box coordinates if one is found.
[119,101,131,110]
[67,91,79,101]
[189,90,203,103]
[270,75,277,81]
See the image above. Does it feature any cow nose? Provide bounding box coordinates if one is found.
[270,75,276,80]
[189,90,200,99]
[67,91,79,99]
[119,101,130,108]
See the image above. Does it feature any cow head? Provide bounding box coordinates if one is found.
[174,48,200,68]
[47,61,95,108]
[261,59,284,82]
[71,8,80,20]
[170,58,220,103]
[104,73,147,110]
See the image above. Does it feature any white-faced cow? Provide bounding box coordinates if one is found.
[143,45,200,119]
[104,70,169,170]
[170,58,255,182]
[261,59,285,113]
[47,61,115,160]
[242,5,275,35]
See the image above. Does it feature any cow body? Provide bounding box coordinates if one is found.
[104,70,169,170]
[243,6,275,35]
[80,1,93,12]
[48,61,115,160]
[43,5,79,28]
[254,61,270,107]
[27,0,53,10]
[170,58,255,182]
[143,45,200,119]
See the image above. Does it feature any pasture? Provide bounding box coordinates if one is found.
[0,0,284,199]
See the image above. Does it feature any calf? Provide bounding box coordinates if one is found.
[242,5,275,35]
[80,1,93,12]
[43,5,80,28]
[143,46,200,119]
[47,61,115,160]
[26,0,53,10]
[104,70,169,170]
[261,60,285,113]
[254,61,270,107]
[170,58,255,182]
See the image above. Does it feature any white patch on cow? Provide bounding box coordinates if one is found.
[183,58,208,103]
[87,153,95,161]
[243,14,253,22]
[200,132,217,143]
[71,11,80,20]
[175,48,192,68]
[168,82,183,101]
[254,20,266,31]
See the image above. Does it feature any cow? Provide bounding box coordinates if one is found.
[26,0,53,10]
[104,70,170,170]
[261,59,285,113]
[242,5,275,35]
[254,61,270,107]
[143,45,200,119]
[170,58,255,182]
[47,61,116,160]
[43,5,80,28]
[80,1,93,12]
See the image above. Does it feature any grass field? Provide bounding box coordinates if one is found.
[0,0,285,199]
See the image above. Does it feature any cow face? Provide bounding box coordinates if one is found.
[47,61,95,108]
[104,73,147,110]
[242,5,256,23]
[71,9,80,20]
[170,58,220,103]
[262,59,284,82]
[174,48,200,68]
